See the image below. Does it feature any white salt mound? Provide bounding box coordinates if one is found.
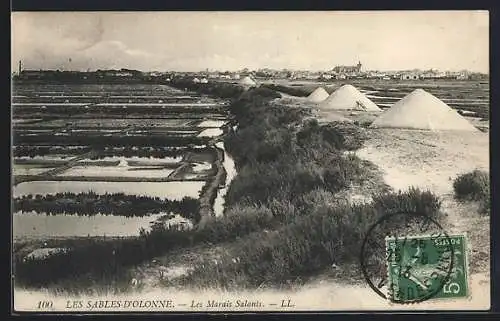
[307,87,329,103]
[370,89,479,132]
[240,76,257,86]
[319,84,381,112]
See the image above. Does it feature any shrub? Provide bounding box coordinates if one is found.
[246,87,281,99]
[322,154,367,193]
[266,198,297,222]
[292,188,339,215]
[254,128,294,164]
[320,123,367,151]
[296,121,366,152]
[183,202,374,289]
[479,196,490,215]
[372,187,442,219]
[182,187,445,289]
[194,204,276,243]
[453,170,489,201]
[453,170,490,215]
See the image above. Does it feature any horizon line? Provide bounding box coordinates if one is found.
[12,67,489,74]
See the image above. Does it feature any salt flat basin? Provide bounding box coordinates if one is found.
[12,118,43,124]
[192,162,212,172]
[17,155,76,161]
[360,90,378,95]
[38,118,193,128]
[13,211,165,239]
[197,120,227,127]
[70,129,123,133]
[37,95,103,98]
[78,156,183,165]
[95,103,219,107]
[107,95,195,99]
[17,129,56,133]
[13,103,88,106]
[198,128,223,137]
[366,95,401,100]
[122,156,183,164]
[12,165,55,176]
[13,181,205,200]
[57,166,175,178]
[152,130,199,135]
[445,102,489,106]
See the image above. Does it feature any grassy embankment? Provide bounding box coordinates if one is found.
[260,83,312,97]
[13,192,201,221]
[14,83,444,293]
[169,85,444,290]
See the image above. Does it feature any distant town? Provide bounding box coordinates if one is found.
[13,61,488,82]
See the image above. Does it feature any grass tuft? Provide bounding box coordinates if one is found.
[453,170,490,214]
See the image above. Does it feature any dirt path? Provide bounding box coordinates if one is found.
[347,127,490,309]
[355,128,490,275]
[128,240,235,290]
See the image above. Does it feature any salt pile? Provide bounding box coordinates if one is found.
[240,76,257,87]
[118,159,128,167]
[307,87,329,103]
[370,89,478,132]
[319,84,381,111]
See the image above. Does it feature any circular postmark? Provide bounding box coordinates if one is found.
[360,211,455,304]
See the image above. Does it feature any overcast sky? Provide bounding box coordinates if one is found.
[11,11,489,73]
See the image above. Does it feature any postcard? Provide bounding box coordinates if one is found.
[11,10,490,313]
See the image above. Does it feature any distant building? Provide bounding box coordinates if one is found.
[400,73,420,80]
[420,69,446,79]
[333,61,362,74]
[456,71,470,80]
[148,71,163,77]
[469,73,488,81]
[19,70,45,79]
[115,71,134,77]
[101,69,140,77]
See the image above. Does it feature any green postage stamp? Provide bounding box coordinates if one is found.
[385,234,469,303]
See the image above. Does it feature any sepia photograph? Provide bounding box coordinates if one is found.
[11,11,490,312]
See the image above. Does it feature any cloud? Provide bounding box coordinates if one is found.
[12,12,489,73]
[17,37,162,71]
